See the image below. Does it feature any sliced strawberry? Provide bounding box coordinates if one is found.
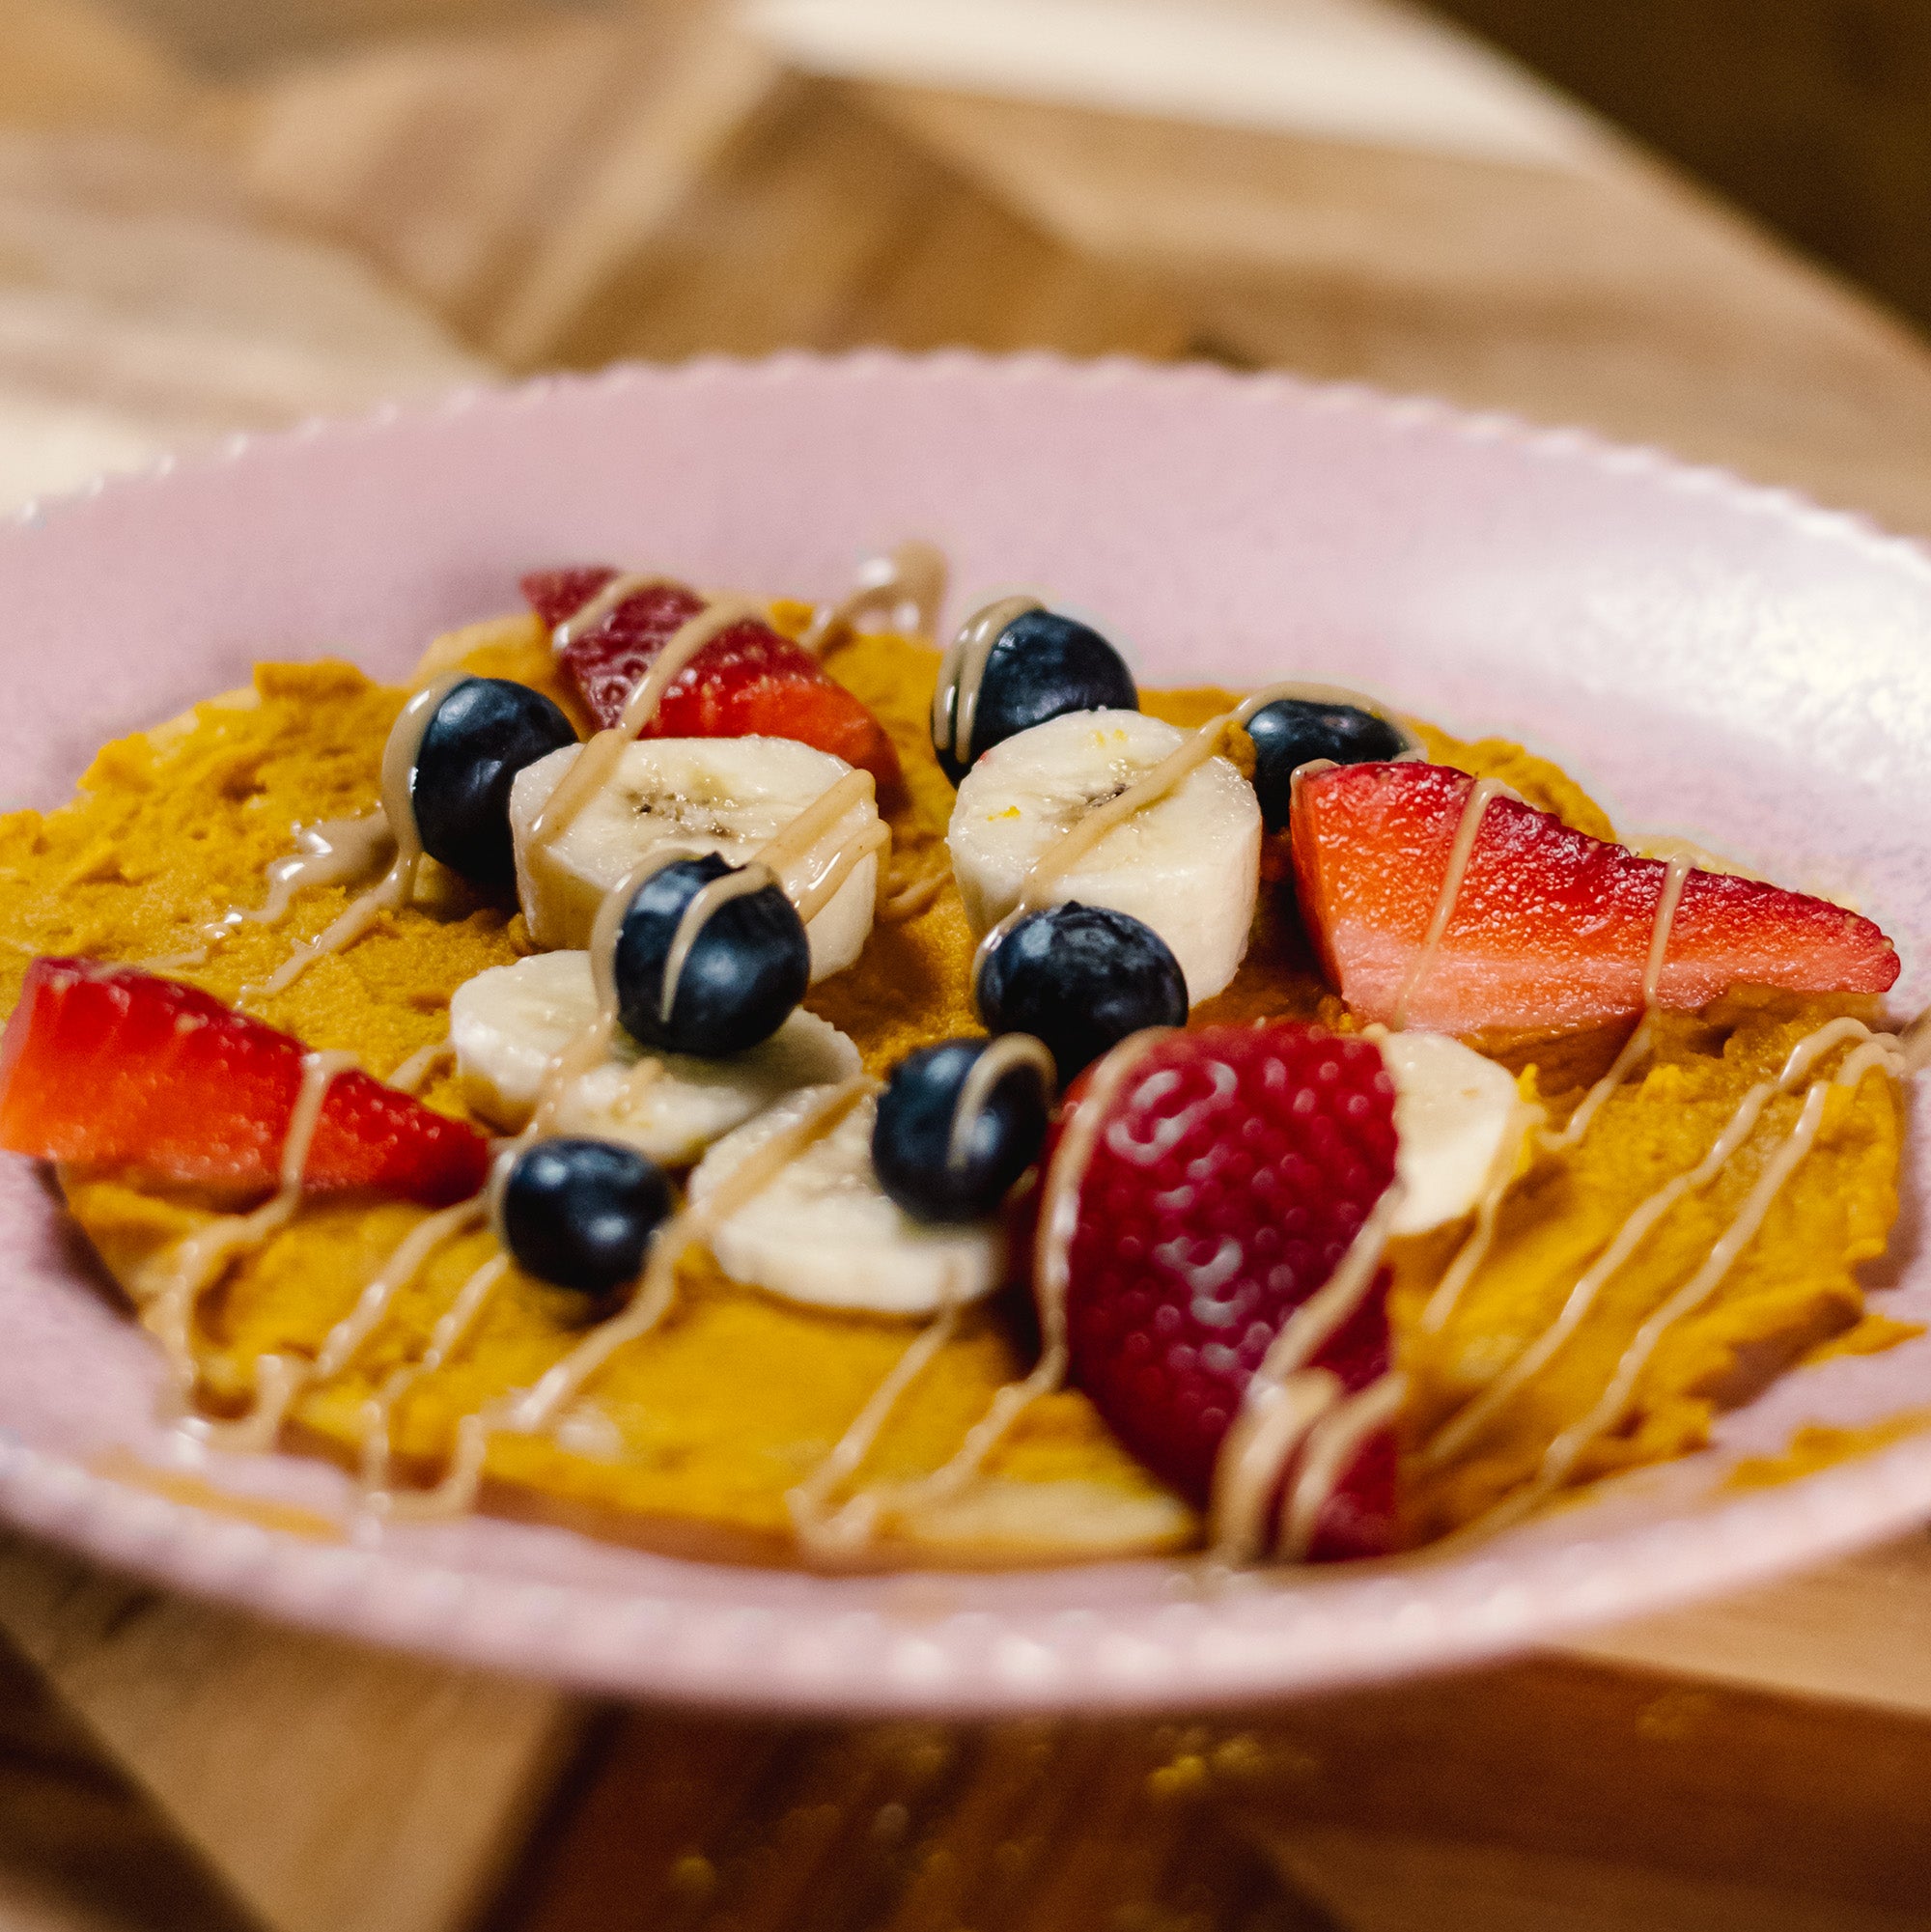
[522,568,902,795]
[0,959,488,1206]
[1292,762,1899,1037]
[1049,1023,1402,1559]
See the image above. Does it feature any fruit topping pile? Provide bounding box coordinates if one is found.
[0,561,1912,1575]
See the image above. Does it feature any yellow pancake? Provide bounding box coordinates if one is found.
[0,611,1906,1564]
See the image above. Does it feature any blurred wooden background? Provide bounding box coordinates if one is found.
[1433,0,1931,342]
[5,3,1931,1930]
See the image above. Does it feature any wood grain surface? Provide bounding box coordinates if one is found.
[2,4,1930,1929]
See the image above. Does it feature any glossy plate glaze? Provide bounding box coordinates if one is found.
[3,353,1929,1714]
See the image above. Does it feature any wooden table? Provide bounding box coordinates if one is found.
[6,4,1931,1927]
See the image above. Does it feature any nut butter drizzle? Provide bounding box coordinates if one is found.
[388,1033,455,1095]
[946,1034,1057,1173]
[549,573,673,653]
[248,674,468,999]
[336,1074,878,1523]
[932,595,1043,773]
[1387,776,1518,1032]
[1418,852,1694,1338]
[1425,1015,1909,1500]
[1207,1180,1408,1564]
[356,1249,511,1514]
[972,680,1357,981]
[802,541,948,653]
[214,1195,490,1455]
[146,1050,357,1405]
[1279,1369,1408,1559]
[146,814,400,972]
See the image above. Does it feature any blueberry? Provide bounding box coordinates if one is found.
[873,1037,1053,1222]
[936,608,1137,784]
[1245,695,1410,832]
[497,1137,672,1294]
[976,902,1187,1080]
[411,677,577,888]
[612,853,810,1057]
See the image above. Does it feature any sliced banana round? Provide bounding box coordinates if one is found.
[688,1085,1006,1315]
[1374,1028,1528,1235]
[947,709,1260,1003]
[509,736,882,976]
[450,950,859,1166]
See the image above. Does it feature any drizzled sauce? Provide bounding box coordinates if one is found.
[520,1073,875,1421]
[550,573,673,653]
[1423,1012,1911,1514]
[146,815,398,973]
[802,541,948,653]
[946,1034,1056,1173]
[247,674,465,999]
[145,1050,356,1401]
[1207,1180,1409,1563]
[356,1250,510,1514]
[1388,777,1518,1031]
[932,595,1044,774]
[388,1034,454,1095]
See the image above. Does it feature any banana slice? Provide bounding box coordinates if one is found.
[1375,1029,1528,1235]
[688,1086,1006,1315]
[509,736,882,975]
[947,709,1260,1003]
[450,951,859,1167]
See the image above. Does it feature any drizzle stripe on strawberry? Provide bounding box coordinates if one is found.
[1049,1022,1401,1558]
[0,959,488,1205]
[523,568,902,795]
[1292,762,1899,1037]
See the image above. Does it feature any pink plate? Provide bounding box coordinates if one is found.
[3,352,1930,1713]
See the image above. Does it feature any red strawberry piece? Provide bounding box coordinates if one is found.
[1049,1022,1402,1559]
[523,568,902,796]
[1292,762,1899,1037]
[0,959,488,1207]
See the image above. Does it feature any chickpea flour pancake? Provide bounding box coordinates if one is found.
[0,546,1916,1573]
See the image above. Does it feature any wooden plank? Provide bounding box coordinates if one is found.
[0,1530,584,1932]
[1562,1531,1931,1717]
[0,1622,258,1931]
[489,1651,1931,1931]
[549,77,1189,369]
[238,3,783,367]
[867,84,1931,537]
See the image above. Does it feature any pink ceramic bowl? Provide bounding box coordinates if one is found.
[3,353,1929,1713]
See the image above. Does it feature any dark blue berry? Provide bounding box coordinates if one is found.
[1245,695,1410,831]
[937,608,1137,784]
[976,902,1187,1080]
[612,853,809,1057]
[873,1038,1052,1222]
[498,1137,671,1294]
[411,676,577,888]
